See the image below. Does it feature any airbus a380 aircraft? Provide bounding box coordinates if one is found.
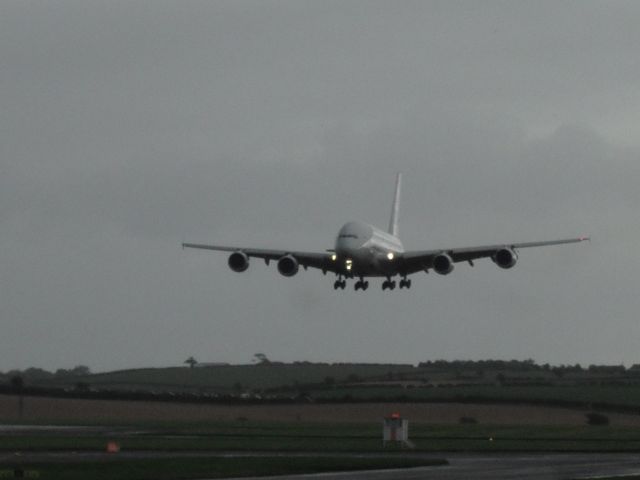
[183,174,589,291]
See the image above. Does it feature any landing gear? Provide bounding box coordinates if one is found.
[354,278,369,291]
[333,279,346,290]
[333,275,347,290]
[381,278,396,291]
[382,276,411,290]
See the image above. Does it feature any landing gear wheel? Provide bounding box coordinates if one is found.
[334,277,347,290]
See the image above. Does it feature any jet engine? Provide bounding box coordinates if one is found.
[228,251,249,272]
[492,248,518,269]
[277,254,299,277]
[433,253,454,275]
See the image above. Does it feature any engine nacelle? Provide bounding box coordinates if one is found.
[228,251,249,272]
[433,253,454,275]
[277,254,299,277]
[492,248,518,269]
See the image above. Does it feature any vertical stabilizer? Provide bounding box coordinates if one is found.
[388,173,401,237]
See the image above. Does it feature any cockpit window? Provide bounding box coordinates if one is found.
[339,234,358,239]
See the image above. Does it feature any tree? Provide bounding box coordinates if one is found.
[184,357,198,369]
[23,367,54,380]
[75,381,90,392]
[253,353,271,365]
[70,365,91,376]
[10,375,24,418]
[10,375,24,390]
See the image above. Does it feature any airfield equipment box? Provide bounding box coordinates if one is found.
[383,413,410,447]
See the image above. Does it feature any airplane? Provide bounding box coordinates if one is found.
[182,173,589,291]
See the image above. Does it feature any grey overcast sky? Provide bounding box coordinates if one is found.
[1,1,639,372]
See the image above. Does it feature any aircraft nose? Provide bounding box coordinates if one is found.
[335,235,364,254]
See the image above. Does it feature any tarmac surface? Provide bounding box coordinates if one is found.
[222,453,640,480]
[3,451,640,479]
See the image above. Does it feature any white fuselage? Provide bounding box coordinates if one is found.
[333,221,404,277]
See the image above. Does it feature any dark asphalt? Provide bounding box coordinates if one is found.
[220,453,640,480]
[4,451,640,479]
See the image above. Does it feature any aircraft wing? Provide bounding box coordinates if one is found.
[182,243,337,273]
[399,237,590,274]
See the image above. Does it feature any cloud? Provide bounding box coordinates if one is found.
[1,1,639,370]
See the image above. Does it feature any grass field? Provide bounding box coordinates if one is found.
[4,395,640,479]
[4,394,640,427]
[5,393,640,456]
[5,420,640,453]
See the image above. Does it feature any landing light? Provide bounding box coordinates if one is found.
[387,252,395,260]
[331,254,337,261]
[345,259,353,271]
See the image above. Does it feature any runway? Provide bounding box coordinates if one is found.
[4,451,640,479]
[226,453,640,480]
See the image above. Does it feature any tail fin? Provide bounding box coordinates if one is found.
[388,173,401,237]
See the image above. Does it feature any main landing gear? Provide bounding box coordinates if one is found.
[382,276,412,290]
[333,275,411,291]
[381,279,396,291]
[334,276,369,291]
[333,277,347,290]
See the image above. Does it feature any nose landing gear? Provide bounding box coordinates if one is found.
[399,277,412,289]
[354,278,369,291]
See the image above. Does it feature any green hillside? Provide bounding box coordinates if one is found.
[8,360,640,411]
[38,363,417,393]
